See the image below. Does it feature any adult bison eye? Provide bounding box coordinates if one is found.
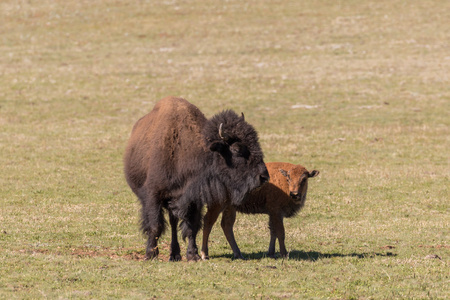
[231,143,250,159]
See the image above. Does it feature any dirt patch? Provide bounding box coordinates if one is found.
[69,248,147,261]
[17,244,181,262]
[18,247,147,261]
[418,245,450,249]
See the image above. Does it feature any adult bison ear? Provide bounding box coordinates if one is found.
[209,141,227,153]
[309,170,320,178]
[279,169,289,178]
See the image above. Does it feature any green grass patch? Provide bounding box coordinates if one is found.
[1,0,449,298]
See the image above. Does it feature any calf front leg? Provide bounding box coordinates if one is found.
[268,214,286,258]
[201,203,222,260]
[276,217,287,258]
[268,227,277,258]
[221,205,244,259]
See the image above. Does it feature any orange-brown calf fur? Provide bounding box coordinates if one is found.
[201,162,319,259]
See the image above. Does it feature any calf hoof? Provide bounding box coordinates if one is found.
[169,254,182,262]
[200,251,209,260]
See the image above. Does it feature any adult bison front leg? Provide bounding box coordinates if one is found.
[173,198,202,261]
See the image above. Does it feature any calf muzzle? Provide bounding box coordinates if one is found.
[289,191,299,198]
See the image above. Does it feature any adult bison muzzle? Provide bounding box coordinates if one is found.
[124,96,269,261]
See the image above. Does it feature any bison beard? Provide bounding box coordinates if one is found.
[124,97,269,261]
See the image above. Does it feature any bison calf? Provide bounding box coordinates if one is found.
[201,162,319,259]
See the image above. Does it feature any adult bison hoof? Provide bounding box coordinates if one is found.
[145,248,159,260]
[187,253,201,261]
[144,253,158,261]
[169,254,182,262]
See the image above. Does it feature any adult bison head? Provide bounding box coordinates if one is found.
[202,110,269,206]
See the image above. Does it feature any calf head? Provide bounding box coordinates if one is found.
[279,165,319,203]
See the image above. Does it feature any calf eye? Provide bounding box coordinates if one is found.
[279,169,290,180]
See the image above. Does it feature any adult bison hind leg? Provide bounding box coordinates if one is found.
[142,216,164,261]
[139,190,166,261]
[168,210,182,261]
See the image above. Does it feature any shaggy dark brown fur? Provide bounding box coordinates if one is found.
[201,162,319,259]
[124,96,269,261]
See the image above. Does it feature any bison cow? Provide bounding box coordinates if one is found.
[201,162,319,259]
[123,96,269,261]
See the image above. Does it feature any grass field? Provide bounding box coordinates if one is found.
[1,0,449,298]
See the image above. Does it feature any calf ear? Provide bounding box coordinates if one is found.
[279,169,289,178]
[309,170,320,178]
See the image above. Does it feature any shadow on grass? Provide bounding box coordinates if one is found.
[287,250,397,261]
[212,250,396,261]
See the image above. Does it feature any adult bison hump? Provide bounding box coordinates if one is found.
[123,96,269,261]
[124,97,208,193]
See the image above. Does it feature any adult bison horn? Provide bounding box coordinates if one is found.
[241,112,245,121]
[219,123,230,141]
